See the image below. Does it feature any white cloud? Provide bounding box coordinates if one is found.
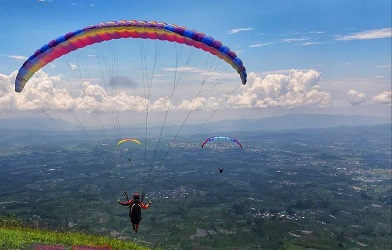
[373,91,391,105]
[150,97,172,111]
[282,38,308,43]
[69,63,77,70]
[0,70,218,114]
[227,28,253,35]
[9,68,390,114]
[1,55,28,60]
[0,70,148,112]
[249,42,274,48]
[377,64,391,68]
[301,42,324,46]
[226,69,331,109]
[347,89,367,105]
[250,37,322,48]
[162,66,200,73]
[336,28,392,41]
[177,97,209,111]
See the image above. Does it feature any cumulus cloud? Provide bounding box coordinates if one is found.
[227,69,331,108]
[227,28,253,34]
[347,89,367,105]
[336,28,392,41]
[0,70,147,112]
[0,69,334,114]
[373,91,391,105]
[150,97,172,111]
[1,71,64,111]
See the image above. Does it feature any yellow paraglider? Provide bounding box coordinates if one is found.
[117,138,142,146]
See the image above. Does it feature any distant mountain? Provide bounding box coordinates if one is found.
[0,117,78,131]
[196,113,391,132]
[0,113,389,133]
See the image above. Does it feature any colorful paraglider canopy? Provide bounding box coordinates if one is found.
[201,136,242,148]
[15,20,247,93]
[117,138,142,146]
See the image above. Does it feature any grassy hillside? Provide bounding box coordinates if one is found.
[0,215,150,250]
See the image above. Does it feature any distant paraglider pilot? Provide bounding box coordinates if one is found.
[118,192,152,234]
[219,167,224,173]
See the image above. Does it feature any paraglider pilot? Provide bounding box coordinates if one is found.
[118,192,152,234]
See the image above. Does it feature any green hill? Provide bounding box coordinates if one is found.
[0,215,150,250]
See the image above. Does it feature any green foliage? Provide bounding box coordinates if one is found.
[287,238,341,250]
[0,213,23,227]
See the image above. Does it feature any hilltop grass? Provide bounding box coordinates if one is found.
[0,226,151,250]
[0,214,150,250]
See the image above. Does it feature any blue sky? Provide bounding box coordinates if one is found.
[0,0,391,123]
